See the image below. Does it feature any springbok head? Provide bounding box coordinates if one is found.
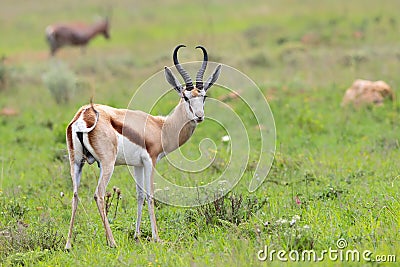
[165,45,221,123]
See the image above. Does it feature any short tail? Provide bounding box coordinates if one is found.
[73,102,99,133]
[89,98,99,130]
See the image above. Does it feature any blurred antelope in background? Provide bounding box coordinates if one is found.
[64,45,222,249]
[45,17,110,56]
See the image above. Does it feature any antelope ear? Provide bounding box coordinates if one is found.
[165,67,183,93]
[203,65,222,91]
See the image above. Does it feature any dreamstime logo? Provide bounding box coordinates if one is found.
[335,238,347,249]
[124,61,276,207]
[257,238,397,263]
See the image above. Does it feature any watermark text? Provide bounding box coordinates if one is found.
[257,239,396,263]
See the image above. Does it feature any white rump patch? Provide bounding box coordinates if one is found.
[72,108,98,133]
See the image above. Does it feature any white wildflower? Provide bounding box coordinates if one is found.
[292,215,300,221]
[221,135,230,142]
[276,218,288,225]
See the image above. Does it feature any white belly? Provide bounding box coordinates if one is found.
[115,133,149,166]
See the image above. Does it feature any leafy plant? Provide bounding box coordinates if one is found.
[0,217,64,263]
[263,215,314,251]
[0,195,29,220]
[42,62,77,104]
[196,193,268,226]
[105,186,122,223]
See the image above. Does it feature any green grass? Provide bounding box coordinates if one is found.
[1,0,400,266]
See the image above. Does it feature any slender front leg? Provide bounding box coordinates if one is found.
[133,166,145,240]
[65,161,84,250]
[94,163,117,248]
[143,157,160,242]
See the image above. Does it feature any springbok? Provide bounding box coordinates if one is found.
[45,18,110,56]
[64,45,222,249]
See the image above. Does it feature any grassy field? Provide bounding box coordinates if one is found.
[1,0,400,266]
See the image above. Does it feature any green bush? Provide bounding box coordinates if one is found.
[196,193,268,226]
[42,62,77,104]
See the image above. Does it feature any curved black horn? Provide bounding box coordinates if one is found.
[173,44,194,90]
[195,45,208,90]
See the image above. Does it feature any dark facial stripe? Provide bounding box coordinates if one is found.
[188,103,194,114]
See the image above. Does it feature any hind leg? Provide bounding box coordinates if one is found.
[94,162,117,247]
[65,159,84,250]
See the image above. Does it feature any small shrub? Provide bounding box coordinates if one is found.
[105,186,122,223]
[314,186,347,201]
[1,197,30,220]
[196,193,268,226]
[263,215,314,251]
[42,62,77,104]
[0,219,64,263]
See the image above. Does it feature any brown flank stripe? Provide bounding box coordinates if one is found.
[110,118,146,148]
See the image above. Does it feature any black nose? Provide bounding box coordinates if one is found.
[195,117,204,123]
